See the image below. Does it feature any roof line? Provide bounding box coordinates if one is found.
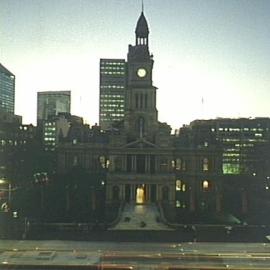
[0,63,15,77]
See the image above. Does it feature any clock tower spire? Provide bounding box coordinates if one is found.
[135,9,149,46]
[124,10,159,142]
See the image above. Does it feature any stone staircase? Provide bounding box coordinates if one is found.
[110,203,172,230]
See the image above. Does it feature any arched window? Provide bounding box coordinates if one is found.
[176,180,181,191]
[176,158,187,171]
[138,117,145,138]
[202,158,209,171]
[135,94,139,109]
[73,155,78,166]
[144,94,148,108]
[112,186,120,200]
[140,94,143,109]
[176,158,182,170]
[99,156,106,168]
[162,186,169,201]
[176,180,187,192]
[115,157,122,172]
[202,180,211,191]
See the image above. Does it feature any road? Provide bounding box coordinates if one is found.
[1,240,270,269]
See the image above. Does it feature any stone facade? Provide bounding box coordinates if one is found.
[57,12,222,211]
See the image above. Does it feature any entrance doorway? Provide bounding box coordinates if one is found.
[136,185,145,204]
[123,184,157,203]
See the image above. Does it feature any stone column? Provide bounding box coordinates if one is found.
[155,156,159,173]
[144,185,148,202]
[120,184,125,201]
[131,185,135,201]
[145,155,150,173]
[123,155,127,171]
[156,184,161,201]
[147,184,151,203]
[132,155,136,172]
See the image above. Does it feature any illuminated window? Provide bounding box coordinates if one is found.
[222,163,240,174]
[73,156,78,166]
[202,158,209,171]
[176,200,187,208]
[202,180,210,191]
[176,180,181,191]
[176,180,187,192]
[176,158,181,170]
[99,156,106,168]
[182,160,186,171]
[182,184,186,192]
[176,158,186,171]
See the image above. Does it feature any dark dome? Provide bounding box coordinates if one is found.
[135,12,149,37]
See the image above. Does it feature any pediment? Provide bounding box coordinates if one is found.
[122,138,157,149]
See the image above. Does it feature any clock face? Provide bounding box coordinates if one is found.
[137,68,147,78]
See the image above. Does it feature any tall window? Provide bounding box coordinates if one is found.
[135,94,139,109]
[176,180,187,192]
[202,158,209,171]
[140,94,143,109]
[176,158,187,171]
[127,155,132,172]
[138,117,145,138]
[144,94,148,108]
[150,155,155,174]
[99,156,106,168]
[115,157,122,172]
[202,180,211,191]
[176,158,182,170]
[176,180,181,191]
[136,155,146,173]
[73,155,78,166]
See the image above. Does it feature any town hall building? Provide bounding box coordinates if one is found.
[57,11,223,212]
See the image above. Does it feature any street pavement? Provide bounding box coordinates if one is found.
[1,240,270,269]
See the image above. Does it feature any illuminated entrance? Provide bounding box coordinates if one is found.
[136,185,145,204]
[125,184,157,203]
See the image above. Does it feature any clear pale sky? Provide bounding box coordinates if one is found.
[1,0,270,129]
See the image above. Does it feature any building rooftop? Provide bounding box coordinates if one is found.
[0,63,15,77]
[135,12,149,37]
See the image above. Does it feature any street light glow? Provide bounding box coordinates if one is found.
[0,179,6,184]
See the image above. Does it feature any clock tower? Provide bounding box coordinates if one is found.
[125,11,159,142]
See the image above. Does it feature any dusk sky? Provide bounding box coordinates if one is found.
[1,0,270,129]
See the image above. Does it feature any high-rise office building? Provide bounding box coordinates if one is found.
[99,59,126,130]
[43,113,83,151]
[0,63,15,114]
[187,118,270,174]
[37,91,71,125]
